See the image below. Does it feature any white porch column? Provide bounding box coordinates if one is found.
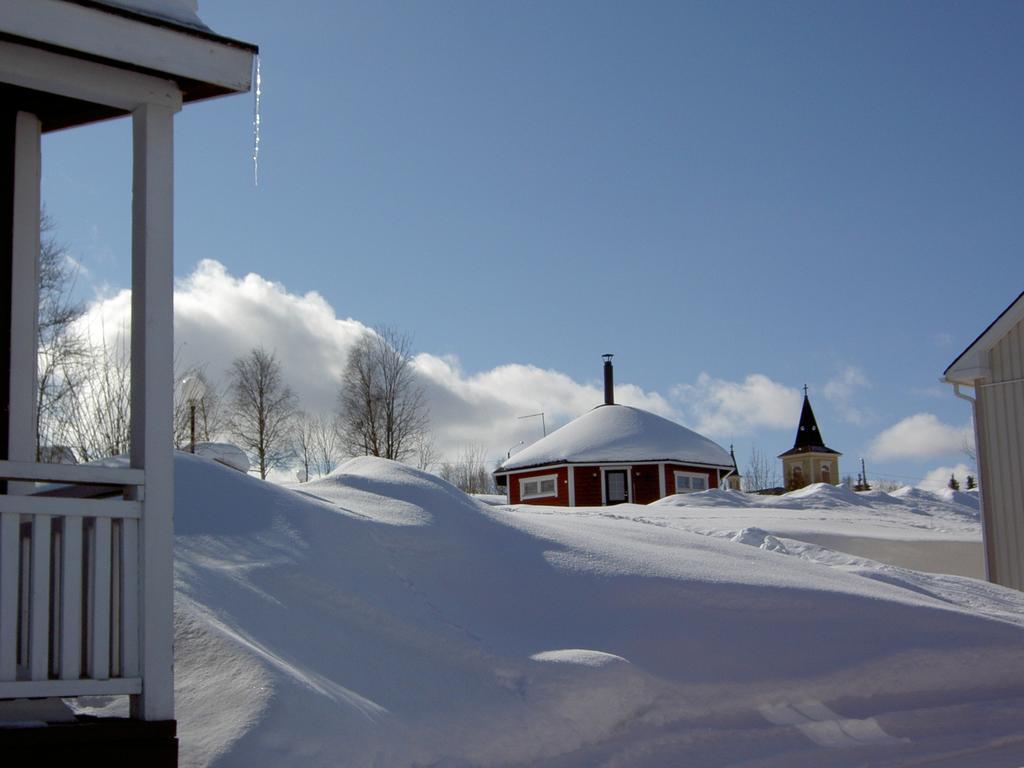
[9,111,40,469]
[129,102,177,722]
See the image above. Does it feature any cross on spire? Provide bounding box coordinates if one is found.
[803,384,809,397]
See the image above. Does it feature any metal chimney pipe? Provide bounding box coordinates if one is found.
[602,354,614,405]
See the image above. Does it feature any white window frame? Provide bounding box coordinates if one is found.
[674,471,709,494]
[519,473,559,500]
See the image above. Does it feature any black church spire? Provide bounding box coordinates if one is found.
[779,389,840,457]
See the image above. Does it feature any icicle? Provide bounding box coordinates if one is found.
[252,54,261,186]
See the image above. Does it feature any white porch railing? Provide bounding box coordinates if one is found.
[0,460,145,700]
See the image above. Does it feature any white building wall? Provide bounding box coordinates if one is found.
[977,318,1024,590]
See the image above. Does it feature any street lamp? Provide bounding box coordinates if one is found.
[507,440,524,459]
[180,375,207,454]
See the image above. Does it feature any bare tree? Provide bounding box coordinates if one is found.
[439,444,496,495]
[226,347,297,479]
[293,411,316,482]
[311,413,342,477]
[173,366,225,449]
[336,327,429,462]
[961,433,977,464]
[36,211,89,461]
[411,431,440,472]
[868,481,901,493]
[743,445,781,492]
[294,412,343,482]
[60,328,132,462]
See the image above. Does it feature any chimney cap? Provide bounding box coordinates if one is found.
[602,353,614,362]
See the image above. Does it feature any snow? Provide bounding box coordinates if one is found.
[646,483,984,577]
[93,0,210,31]
[81,454,1024,765]
[498,404,733,471]
[472,493,510,506]
[192,441,250,473]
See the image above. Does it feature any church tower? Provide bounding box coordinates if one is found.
[778,387,841,490]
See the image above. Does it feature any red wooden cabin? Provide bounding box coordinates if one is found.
[495,358,735,506]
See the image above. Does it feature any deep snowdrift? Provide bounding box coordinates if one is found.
[166,455,1024,766]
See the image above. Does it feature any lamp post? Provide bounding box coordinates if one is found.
[507,440,524,459]
[180,375,207,454]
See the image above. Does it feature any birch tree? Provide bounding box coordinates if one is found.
[336,327,429,462]
[36,211,89,460]
[743,445,781,492]
[226,347,297,479]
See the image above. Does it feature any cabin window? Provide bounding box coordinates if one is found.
[520,474,559,500]
[674,471,708,493]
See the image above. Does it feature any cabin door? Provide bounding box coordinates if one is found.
[605,470,628,505]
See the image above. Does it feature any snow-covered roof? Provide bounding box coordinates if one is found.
[193,441,249,473]
[2,0,257,126]
[497,404,733,472]
[945,290,1024,384]
[89,0,209,31]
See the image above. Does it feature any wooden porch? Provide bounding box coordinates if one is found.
[0,1,256,761]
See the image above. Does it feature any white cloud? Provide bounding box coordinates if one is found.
[77,259,371,416]
[918,463,975,492]
[910,386,947,400]
[671,373,801,438]
[822,365,871,424]
[867,413,972,461]
[75,260,677,463]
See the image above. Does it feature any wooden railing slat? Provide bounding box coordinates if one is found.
[0,677,141,698]
[120,519,139,677]
[0,513,19,681]
[88,520,112,684]
[0,495,141,519]
[0,460,143,486]
[29,514,52,680]
[60,517,83,680]
[89,517,112,681]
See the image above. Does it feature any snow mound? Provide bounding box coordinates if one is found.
[731,527,790,554]
[889,485,980,521]
[892,486,944,503]
[938,487,980,510]
[172,453,1024,766]
[857,489,900,505]
[193,441,249,473]
[531,649,629,667]
[776,482,873,508]
[473,493,510,507]
[654,488,755,508]
[291,456,485,527]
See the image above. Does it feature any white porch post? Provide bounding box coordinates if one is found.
[0,113,41,680]
[129,102,177,722]
[9,111,40,468]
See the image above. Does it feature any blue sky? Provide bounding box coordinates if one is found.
[40,1,1024,486]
